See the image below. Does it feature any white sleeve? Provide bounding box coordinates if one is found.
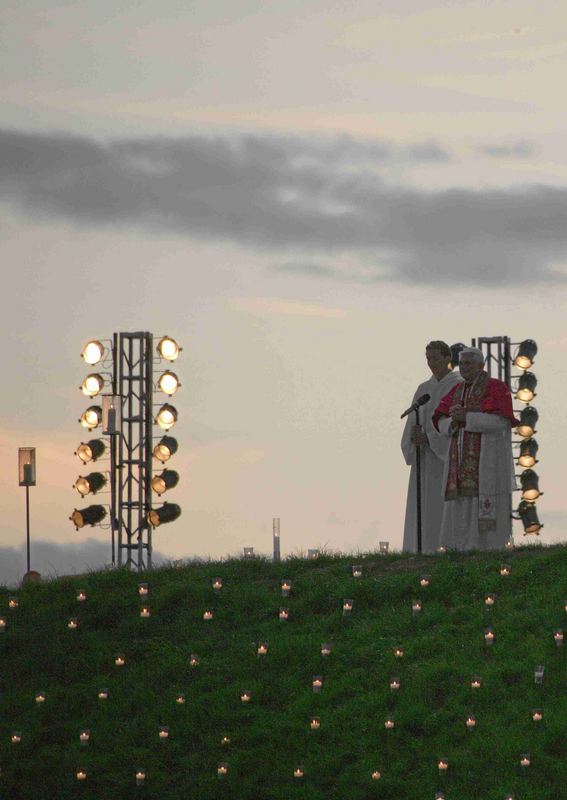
[437,417,453,438]
[465,412,510,434]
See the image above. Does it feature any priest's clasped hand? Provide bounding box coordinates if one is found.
[410,425,429,446]
[450,404,467,423]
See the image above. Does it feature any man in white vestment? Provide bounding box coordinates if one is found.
[401,341,463,553]
[432,347,519,551]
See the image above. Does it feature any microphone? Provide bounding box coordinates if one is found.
[400,393,430,419]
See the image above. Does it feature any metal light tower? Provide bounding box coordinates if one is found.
[71,333,182,570]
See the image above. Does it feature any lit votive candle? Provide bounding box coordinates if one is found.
[384,717,395,729]
[279,607,289,621]
[500,564,511,577]
[465,715,476,731]
[98,688,109,700]
[312,676,323,693]
[394,646,404,658]
[308,549,319,560]
[135,769,146,786]
[352,565,362,578]
[67,617,78,629]
[11,732,22,744]
[0,616,6,632]
[35,690,46,704]
[240,690,251,703]
[77,591,87,602]
[138,582,149,596]
[79,729,90,746]
[115,655,125,666]
[212,577,222,591]
[321,643,332,656]
[484,593,496,608]
[310,716,321,730]
[554,629,564,647]
[175,693,186,705]
[203,609,214,621]
[438,758,449,774]
[520,753,531,768]
[140,605,151,618]
[76,768,87,781]
[8,597,19,610]
[221,734,231,746]
[158,725,170,741]
[218,762,229,777]
[484,628,495,646]
[389,677,400,691]
[412,600,422,616]
[244,547,254,559]
[531,709,543,722]
[471,676,482,689]
[189,654,200,667]
[257,642,269,656]
[420,575,430,588]
[343,599,353,616]
[294,766,304,779]
[437,546,446,555]
[281,580,292,597]
[371,770,381,780]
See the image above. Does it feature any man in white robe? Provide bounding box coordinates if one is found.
[433,347,518,551]
[401,341,463,553]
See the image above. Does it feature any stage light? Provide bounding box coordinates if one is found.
[158,371,180,396]
[514,339,537,370]
[81,340,105,366]
[74,472,107,496]
[79,406,102,430]
[151,469,179,496]
[517,406,538,438]
[153,436,178,463]
[70,505,107,529]
[517,500,543,534]
[518,438,538,468]
[76,439,106,464]
[80,373,105,398]
[515,372,537,403]
[155,404,178,431]
[147,502,181,528]
[520,469,541,502]
[157,336,181,362]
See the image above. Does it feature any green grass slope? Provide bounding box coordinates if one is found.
[1,544,566,800]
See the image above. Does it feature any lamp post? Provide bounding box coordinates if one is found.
[18,448,36,575]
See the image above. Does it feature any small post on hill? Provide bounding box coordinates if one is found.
[273,517,281,562]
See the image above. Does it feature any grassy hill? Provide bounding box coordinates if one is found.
[1,543,566,800]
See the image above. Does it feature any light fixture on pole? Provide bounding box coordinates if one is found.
[18,448,36,577]
[514,339,537,370]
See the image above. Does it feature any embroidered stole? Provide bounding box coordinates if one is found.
[445,371,487,500]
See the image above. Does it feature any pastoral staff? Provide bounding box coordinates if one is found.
[401,341,463,553]
[432,347,519,550]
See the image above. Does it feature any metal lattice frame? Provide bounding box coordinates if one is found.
[472,336,511,389]
[111,332,154,570]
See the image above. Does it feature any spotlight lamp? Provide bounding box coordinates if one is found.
[515,372,537,403]
[517,500,543,535]
[74,472,107,496]
[157,336,181,362]
[158,371,181,396]
[80,373,105,398]
[79,406,102,431]
[155,404,178,431]
[514,339,537,370]
[153,436,178,463]
[151,469,179,496]
[76,439,106,464]
[518,438,538,468]
[70,504,107,529]
[81,340,105,366]
[148,502,181,528]
[517,406,538,438]
[520,469,541,502]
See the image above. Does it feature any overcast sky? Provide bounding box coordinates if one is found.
[1,0,566,584]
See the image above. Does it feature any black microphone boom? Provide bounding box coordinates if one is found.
[400,393,431,419]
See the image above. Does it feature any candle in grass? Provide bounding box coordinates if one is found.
[158,726,170,741]
[484,627,495,646]
[471,676,482,689]
[135,769,146,786]
[189,654,200,667]
[394,646,404,658]
[77,591,87,602]
[217,762,229,777]
[279,607,289,621]
[500,564,511,577]
[308,549,319,560]
[138,582,149,596]
[343,599,353,616]
[531,709,543,722]
[438,758,449,774]
[76,768,87,781]
[98,688,109,700]
[175,693,186,705]
[371,770,382,781]
[203,610,214,621]
[281,580,292,597]
[67,617,78,629]
[412,600,422,615]
[389,677,400,691]
[140,605,151,618]
[79,729,90,746]
[310,717,321,730]
[115,655,126,666]
[212,577,222,591]
[312,676,323,693]
[352,565,362,578]
[257,642,269,656]
[384,717,395,729]
[35,691,46,705]
[534,665,545,684]
[321,643,332,657]
[484,593,496,608]
[11,732,22,744]
[221,735,231,746]
[554,629,564,647]
[520,753,531,768]
[0,616,6,632]
[294,767,304,779]
[465,715,476,731]
[420,575,430,588]
[8,597,19,610]
[241,690,251,703]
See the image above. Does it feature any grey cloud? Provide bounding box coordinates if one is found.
[477,140,537,159]
[0,538,172,587]
[1,128,566,285]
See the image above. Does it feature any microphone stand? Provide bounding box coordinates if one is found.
[414,406,423,554]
